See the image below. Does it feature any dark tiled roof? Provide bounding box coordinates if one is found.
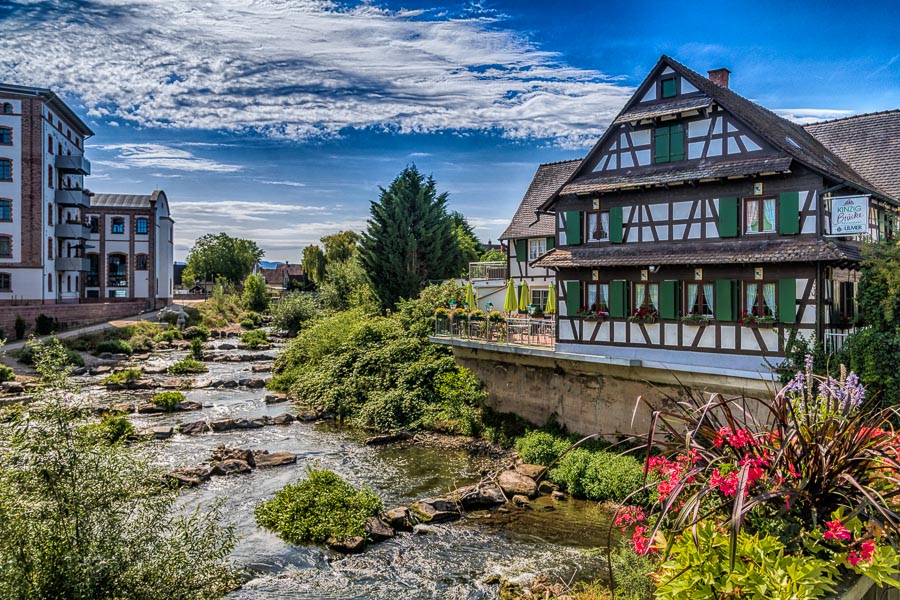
[805,110,900,203]
[664,56,895,203]
[560,156,792,195]
[90,194,152,209]
[613,96,713,124]
[532,239,862,269]
[0,83,94,136]
[500,159,581,240]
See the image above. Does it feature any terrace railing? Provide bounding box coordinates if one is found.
[468,261,508,281]
[434,315,555,349]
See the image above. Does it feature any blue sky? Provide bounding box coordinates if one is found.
[1,0,898,261]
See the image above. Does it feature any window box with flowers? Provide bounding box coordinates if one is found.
[628,307,658,324]
[739,311,777,328]
[680,312,711,326]
[576,306,609,321]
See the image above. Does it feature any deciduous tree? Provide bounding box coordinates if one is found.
[183,233,264,286]
[301,245,326,284]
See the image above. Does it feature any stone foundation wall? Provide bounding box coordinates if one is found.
[449,345,774,437]
[0,301,147,338]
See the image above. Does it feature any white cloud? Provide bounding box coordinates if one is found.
[0,0,633,148]
[774,108,856,125]
[91,143,241,172]
[173,200,331,223]
[260,180,307,188]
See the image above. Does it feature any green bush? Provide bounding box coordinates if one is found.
[35,314,59,335]
[839,327,900,407]
[241,273,269,313]
[190,337,204,360]
[270,292,317,337]
[153,328,181,344]
[95,339,133,356]
[101,368,143,386]
[152,391,185,411]
[18,340,82,367]
[255,469,381,545]
[610,541,658,600]
[515,431,573,466]
[181,325,210,341]
[128,335,154,354]
[168,358,208,375]
[550,448,645,503]
[239,311,262,326]
[239,319,255,330]
[85,414,136,444]
[0,364,14,383]
[420,369,486,436]
[240,328,268,349]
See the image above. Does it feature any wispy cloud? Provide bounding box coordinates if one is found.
[92,143,241,172]
[0,0,633,148]
[173,200,331,223]
[260,180,307,188]
[774,108,856,125]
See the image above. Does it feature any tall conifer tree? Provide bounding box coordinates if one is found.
[359,166,459,309]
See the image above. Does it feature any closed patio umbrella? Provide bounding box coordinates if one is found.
[465,281,477,310]
[518,279,530,313]
[545,284,557,315]
[503,279,517,313]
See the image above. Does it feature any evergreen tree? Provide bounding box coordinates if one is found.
[359,166,459,309]
[449,211,481,276]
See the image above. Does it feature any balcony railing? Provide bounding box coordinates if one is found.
[468,261,508,281]
[55,257,89,272]
[54,221,90,240]
[55,154,91,175]
[55,188,90,208]
[434,315,555,349]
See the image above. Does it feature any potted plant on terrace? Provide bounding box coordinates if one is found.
[610,358,900,599]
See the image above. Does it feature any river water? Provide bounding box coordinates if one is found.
[84,339,617,599]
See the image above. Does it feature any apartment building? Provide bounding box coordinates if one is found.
[0,83,173,309]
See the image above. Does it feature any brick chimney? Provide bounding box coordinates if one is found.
[708,68,731,88]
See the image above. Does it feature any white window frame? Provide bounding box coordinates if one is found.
[528,238,547,261]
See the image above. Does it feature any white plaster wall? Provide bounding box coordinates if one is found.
[0,269,44,301]
[0,107,21,264]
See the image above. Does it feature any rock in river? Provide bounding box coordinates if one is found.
[410,497,461,524]
[383,507,414,531]
[271,413,295,425]
[210,459,252,476]
[212,446,256,467]
[498,470,537,498]
[264,393,288,404]
[364,431,413,446]
[252,450,297,468]
[516,463,547,481]
[326,536,366,554]
[180,420,211,435]
[452,483,506,509]
[166,466,211,487]
[364,517,395,542]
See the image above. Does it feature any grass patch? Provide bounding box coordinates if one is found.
[255,469,381,545]
[240,328,268,349]
[168,358,208,375]
[151,391,185,411]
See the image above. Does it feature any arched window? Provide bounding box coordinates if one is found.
[135,254,148,270]
[2,103,12,114]
[0,199,11,222]
[108,254,127,287]
[0,159,11,181]
[67,274,71,292]
[47,165,53,188]
[48,134,53,154]
[0,235,11,258]
[0,127,11,145]
[86,253,99,287]
[135,217,149,234]
[47,273,52,292]
[57,142,62,155]
[111,217,125,234]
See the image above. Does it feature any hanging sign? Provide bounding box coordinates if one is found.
[831,195,869,235]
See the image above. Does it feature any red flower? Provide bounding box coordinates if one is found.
[847,550,862,567]
[614,505,646,529]
[632,525,656,555]
[860,539,876,561]
[824,520,851,543]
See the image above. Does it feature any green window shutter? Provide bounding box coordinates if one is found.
[714,280,736,321]
[515,239,527,263]
[654,126,670,163]
[609,206,624,243]
[659,280,679,320]
[566,281,581,315]
[669,124,684,161]
[778,278,797,324]
[778,191,800,235]
[565,211,582,245]
[718,197,739,238]
[661,77,676,98]
[610,280,627,318]
[546,236,555,250]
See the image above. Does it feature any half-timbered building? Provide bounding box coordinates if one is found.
[525,56,900,375]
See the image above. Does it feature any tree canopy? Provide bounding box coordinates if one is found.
[321,231,360,264]
[449,211,481,277]
[359,166,460,309]
[182,233,264,286]
[301,245,326,284]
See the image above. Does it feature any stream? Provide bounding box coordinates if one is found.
[82,338,617,599]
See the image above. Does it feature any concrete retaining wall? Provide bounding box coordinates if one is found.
[447,344,776,437]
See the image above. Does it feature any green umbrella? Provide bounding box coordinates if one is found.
[518,280,530,313]
[503,279,517,313]
[545,284,557,315]
[465,281,477,310]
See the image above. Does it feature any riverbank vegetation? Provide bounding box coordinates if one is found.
[0,339,238,598]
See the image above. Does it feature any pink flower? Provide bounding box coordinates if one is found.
[614,506,646,529]
[824,521,851,543]
[709,469,741,497]
[632,526,656,555]
[860,539,876,561]
[847,550,862,567]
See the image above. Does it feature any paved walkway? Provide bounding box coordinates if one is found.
[2,308,166,354]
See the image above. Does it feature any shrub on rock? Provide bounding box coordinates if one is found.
[168,358,208,375]
[255,469,381,545]
[152,391,186,411]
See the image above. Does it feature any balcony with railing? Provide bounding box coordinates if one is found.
[434,314,555,349]
[468,261,507,281]
[55,154,91,175]
[55,188,90,208]
[55,256,89,271]
[54,221,90,240]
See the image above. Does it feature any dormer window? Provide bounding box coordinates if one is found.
[661,76,677,99]
[654,124,684,163]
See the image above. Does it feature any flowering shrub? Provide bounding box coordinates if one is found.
[610,356,900,597]
[628,307,657,323]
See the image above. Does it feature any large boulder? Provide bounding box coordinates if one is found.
[326,536,366,554]
[212,446,256,467]
[264,393,288,404]
[452,483,506,509]
[252,450,297,468]
[180,420,211,436]
[176,401,203,412]
[252,365,272,373]
[239,378,266,389]
[410,497,461,524]
[149,426,174,440]
[209,459,252,476]
[271,413,295,425]
[516,464,547,481]
[498,470,538,498]
[210,418,239,432]
[364,517,395,542]
[137,403,166,415]
[166,466,211,487]
[383,507,414,531]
